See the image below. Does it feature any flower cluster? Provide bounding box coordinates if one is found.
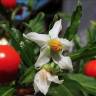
[24,19,73,95]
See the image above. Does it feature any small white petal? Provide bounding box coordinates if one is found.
[34,69,51,95]
[33,82,39,93]
[0,38,9,45]
[34,69,63,95]
[47,74,63,84]
[52,54,73,72]
[23,32,49,47]
[60,39,74,52]
[35,46,50,68]
[49,19,62,39]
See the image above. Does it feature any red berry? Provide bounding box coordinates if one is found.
[1,0,16,9]
[0,45,21,83]
[84,60,96,77]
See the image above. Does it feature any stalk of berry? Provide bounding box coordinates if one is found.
[0,38,21,83]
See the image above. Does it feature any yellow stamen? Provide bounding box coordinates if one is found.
[48,39,62,52]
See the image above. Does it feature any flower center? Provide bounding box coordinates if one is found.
[48,39,62,52]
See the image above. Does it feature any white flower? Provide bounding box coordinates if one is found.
[34,69,63,95]
[23,19,73,71]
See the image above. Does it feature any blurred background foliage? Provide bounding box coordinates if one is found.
[0,0,96,96]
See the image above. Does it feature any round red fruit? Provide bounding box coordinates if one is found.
[84,60,96,77]
[0,45,21,83]
[1,0,16,9]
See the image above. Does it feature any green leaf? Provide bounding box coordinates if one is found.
[19,66,36,84]
[8,28,35,66]
[54,12,71,22]
[64,0,82,40]
[87,21,96,46]
[48,84,74,96]
[11,7,21,20]
[28,0,34,8]
[74,35,81,49]
[68,74,96,95]
[70,45,96,61]
[49,12,71,31]
[63,76,89,96]
[19,40,36,66]
[1,88,15,96]
[25,12,45,33]
[0,86,11,95]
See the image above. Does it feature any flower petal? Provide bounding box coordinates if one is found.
[47,73,63,84]
[35,46,50,68]
[34,69,51,95]
[0,38,8,45]
[60,39,74,52]
[52,54,73,72]
[33,82,39,94]
[23,32,49,47]
[49,19,62,39]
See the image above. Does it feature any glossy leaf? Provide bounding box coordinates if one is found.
[48,84,74,96]
[68,74,96,95]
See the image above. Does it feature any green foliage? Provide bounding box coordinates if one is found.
[0,0,96,96]
[64,0,82,40]
[87,21,96,46]
[25,12,45,33]
[46,74,96,96]
[28,0,34,8]
[70,45,96,61]
[74,35,81,49]
[1,88,15,96]
[68,74,96,95]
[48,84,74,96]
[0,86,15,96]
[19,66,36,84]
